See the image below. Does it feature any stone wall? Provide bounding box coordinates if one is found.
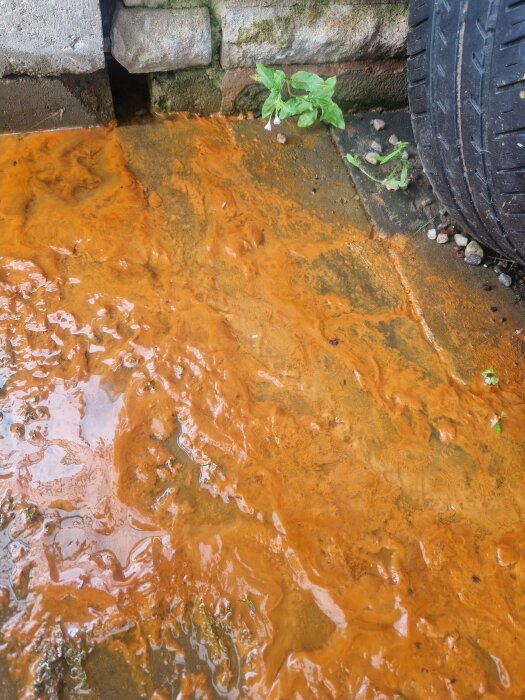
[111,0,408,115]
[0,0,112,133]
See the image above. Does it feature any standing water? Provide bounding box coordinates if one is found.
[1,117,525,698]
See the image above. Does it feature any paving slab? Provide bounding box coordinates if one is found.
[331,109,439,235]
[0,72,114,134]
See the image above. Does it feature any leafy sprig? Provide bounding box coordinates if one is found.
[482,368,499,386]
[346,141,410,191]
[252,63,345,130]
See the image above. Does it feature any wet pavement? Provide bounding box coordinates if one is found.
[0,116,525,699]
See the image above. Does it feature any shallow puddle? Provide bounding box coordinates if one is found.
[0,117,525,699]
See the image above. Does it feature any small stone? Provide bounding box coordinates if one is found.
[370,140,383,153]
[465,240,484,258]
[401,151,409,161]
[454,233,469,247]
[427,228,437,240]
[464,254,482,266]
[148,191,162,208]
[276,132,287,145]
[365,152,380,165]
[329,338,339,346]
[371,119,386,131]
[498,272,513,288]
[388,134,399,146]
[436,232,449,244]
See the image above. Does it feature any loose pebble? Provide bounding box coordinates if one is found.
[388,134,399,146]
[454,234,469,247]
[498,272,513,288]
[465,240,484,258]
[427,228,437,240]
[276,133,287,145]
[371,119,386,131]
[148,191,162,208]
[370,140,383,153]
[437,232,449,244]
[464,255,482,266]
[365,152,380,165]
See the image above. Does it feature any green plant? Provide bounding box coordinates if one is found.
[482,368,499,386]
[346,141,410,191]
[251,63,345,130]
[491,411,507,435]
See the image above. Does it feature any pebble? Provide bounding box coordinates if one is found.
[365,152,380,165]
[436,232,449,244]
[370,140,383,153]
[276,132,287,145]
[498,272,513,288]
[371,119,386,131]
[464,254,482,266]
[388,134,400,146]
[454,233,469,247]
[465,240,484,258]
[427,228,437,240]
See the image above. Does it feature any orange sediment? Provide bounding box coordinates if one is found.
[0,117,524,698]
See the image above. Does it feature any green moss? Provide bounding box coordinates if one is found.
[238,16,294,48]
[150,64,224,114]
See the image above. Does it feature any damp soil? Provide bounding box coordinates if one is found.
[0,117,525,699]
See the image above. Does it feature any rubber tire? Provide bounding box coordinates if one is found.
[408,0,525,264]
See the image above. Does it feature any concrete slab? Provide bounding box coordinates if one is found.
[0,72,114,134]
[331,110,439,235]
[0,0,105,77]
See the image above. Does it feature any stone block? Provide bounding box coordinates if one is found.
[111,2,213,73]
[148,58,406,116]
[215,2,408,69]
[222,59,407,113]
[0,0,105,77]
[0,71,114,135]
[149,64,224,113]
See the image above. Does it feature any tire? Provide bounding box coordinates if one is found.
[408,0,525,264]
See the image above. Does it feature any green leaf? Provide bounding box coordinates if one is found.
[297,108,318,127]
[346,153,360,167]
[290,70,325,92]
[278,97,312,119]
[376,141,410,165]
[319,100,345,129]
[254,63,285,92]
[261,90,280,119]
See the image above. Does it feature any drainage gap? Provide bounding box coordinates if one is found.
[106,56,151,125]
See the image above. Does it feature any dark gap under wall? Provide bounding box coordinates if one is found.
[106,57,150,125]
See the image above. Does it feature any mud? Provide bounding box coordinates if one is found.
[0,117,525,699]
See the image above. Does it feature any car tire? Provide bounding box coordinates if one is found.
[408,0,525,263]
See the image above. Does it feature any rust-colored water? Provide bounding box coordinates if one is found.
[1,118,525,699]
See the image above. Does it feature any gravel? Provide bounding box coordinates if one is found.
[454,233,469,247]
[371,119,386,131]
[464,254,482,266]
[465,240,484,258]
[427,228,437,240]
[498,272,513,288]
[436,232,449,244]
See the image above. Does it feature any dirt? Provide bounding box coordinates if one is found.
[0,116,525,699]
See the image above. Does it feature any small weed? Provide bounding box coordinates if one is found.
[346,141,411,191]
[482,368,500,386]
[252,63,345,130]
[238,596,257,615]
[491,412,507,435]
[23,506,40,524]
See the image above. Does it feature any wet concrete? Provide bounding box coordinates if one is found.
[0,117,524,699]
